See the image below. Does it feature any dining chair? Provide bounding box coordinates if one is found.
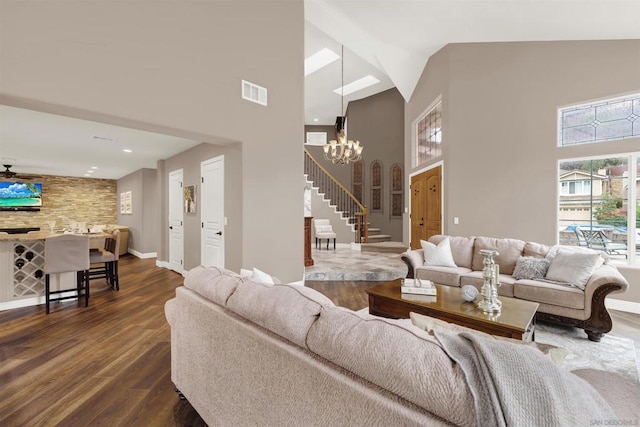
[44,234,90,314]
[89,229,120,290]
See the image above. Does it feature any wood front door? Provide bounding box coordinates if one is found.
[410,166,442,249]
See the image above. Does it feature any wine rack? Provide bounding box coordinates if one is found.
[13,241,45,298]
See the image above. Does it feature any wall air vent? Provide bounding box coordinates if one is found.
[242,80,268,106]
[305,132,327,146]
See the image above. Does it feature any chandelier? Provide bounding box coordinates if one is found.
[323,46,363,165]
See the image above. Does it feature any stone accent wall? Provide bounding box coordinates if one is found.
[0,175,117,230]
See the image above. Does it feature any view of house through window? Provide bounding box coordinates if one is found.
[558,154,639,266]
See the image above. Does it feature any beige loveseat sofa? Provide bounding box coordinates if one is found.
[165,266,638,425]
[401,235,630,342]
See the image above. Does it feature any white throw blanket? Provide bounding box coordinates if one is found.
[434,331,616,426]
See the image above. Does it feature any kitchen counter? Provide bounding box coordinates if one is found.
[0,231,108,242]
[0,231,110,310]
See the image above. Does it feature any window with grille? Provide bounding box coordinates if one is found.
[371,160,382,213]
[352,160,363,204]
[416,99,442,166]
[558,93,640,146]
[390,163,403,218]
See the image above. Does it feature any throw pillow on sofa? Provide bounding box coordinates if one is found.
[545,249,602,290]
[240,267,276,285]
[512,256,551,280]
[420,237,457,268]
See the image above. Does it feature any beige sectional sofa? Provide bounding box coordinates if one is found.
[165,265,638,425]
[401,235,630,342]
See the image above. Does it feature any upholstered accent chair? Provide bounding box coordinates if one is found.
[313,219,336,250]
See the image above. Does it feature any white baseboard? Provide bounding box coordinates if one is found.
[606,298,640,314]
[0,296,41,311]
[0,290,80,312]
[128,249,157,259]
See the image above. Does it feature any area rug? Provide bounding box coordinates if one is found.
[535,322,639,383]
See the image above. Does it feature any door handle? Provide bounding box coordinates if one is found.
[216,231,222,236]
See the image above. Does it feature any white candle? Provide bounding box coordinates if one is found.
[494,264,500,285]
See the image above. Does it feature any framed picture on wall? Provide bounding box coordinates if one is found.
[125,191,132,214]
[120,192,126,214]
[184,185,196,213]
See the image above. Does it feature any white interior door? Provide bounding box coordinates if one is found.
[169,169,184,273]
[201,156,224,267]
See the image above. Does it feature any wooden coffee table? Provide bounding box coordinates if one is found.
[366,279,539,341]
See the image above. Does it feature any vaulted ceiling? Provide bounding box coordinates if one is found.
[1,0,639,179]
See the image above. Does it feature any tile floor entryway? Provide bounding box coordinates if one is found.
[305,247,407,281]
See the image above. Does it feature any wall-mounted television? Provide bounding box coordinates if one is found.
[0,182,43,210]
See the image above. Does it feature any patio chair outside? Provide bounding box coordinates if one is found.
[576,227,628,258]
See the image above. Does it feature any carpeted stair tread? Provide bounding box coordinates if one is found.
[361,241,408,253]
[366,234,392,243]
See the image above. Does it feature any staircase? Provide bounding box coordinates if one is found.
[305,151,402,249]
[366,227,392,243]
[304,150,368,243]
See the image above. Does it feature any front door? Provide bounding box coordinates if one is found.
[201,156,225,268]
[410,166,442,248]
[168,169,184,273]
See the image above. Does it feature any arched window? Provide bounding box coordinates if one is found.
[390,163,403,218]
[370,160,383,213]
[352,160,364,204]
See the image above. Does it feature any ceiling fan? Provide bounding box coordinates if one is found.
[1,164,41,180]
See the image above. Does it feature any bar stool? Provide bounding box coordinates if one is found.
[89,229,120,290]
[44,234,90,314]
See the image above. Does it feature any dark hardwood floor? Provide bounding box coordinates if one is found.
[0,255,206,426]
[0,256,638,426]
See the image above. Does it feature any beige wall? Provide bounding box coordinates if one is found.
[309,187,355,244]
[305,89,405,241]
[0,175,116,230]
[160,143,243,272]
[117,168,158,254]
[1,0,305,282]
[348,88,405,241]
[405,40,640,302]
[305,125,352,189]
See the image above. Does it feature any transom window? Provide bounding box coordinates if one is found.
[416,99,442,166]
[558,93,640,146]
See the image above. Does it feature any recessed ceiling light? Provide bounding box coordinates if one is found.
[305,48,340,76]
[333,75,380,96]
[313,118,319,122]
[91,166,98,169]
[84,174,91,177]
[87,170,94,173]
[123,149,132,153]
